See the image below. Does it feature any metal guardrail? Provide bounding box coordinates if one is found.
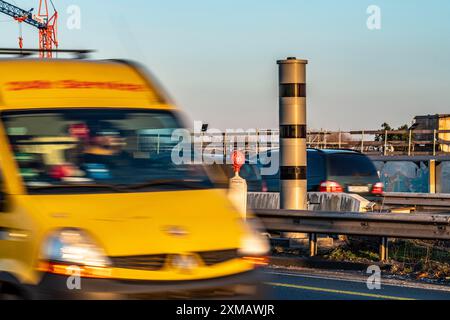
[382,192,450,210]
[253,209,450,261]
[370,155,450,162]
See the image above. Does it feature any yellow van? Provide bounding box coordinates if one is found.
[0,55,268,299]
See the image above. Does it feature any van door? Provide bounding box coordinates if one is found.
[0,167,34,286]
[0,171,9,263]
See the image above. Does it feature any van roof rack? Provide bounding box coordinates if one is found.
[0,48,94,59]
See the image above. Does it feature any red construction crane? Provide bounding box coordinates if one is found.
[0,0,58,58]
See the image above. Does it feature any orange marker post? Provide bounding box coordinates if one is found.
[228,151,248,218]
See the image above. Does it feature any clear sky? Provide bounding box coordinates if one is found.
[2,0,450,130]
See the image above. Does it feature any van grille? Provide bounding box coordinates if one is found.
[111,254,167,271]
[197,249,239,266]
[110,249,239,271]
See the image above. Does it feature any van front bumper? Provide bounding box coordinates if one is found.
[27,269,267,300]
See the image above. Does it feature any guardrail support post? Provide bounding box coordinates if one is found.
[384,130,388,155]
[223,132,227,162]
[338,130,342,149]
[408,130,412,156]
[256,129,259,155]
[429,160,436,194]
[379,237,388,262]
[361,130,365,152]
[433,129,437,156]
[309,233,318,257]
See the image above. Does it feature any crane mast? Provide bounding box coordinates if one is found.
[0,0,58,58]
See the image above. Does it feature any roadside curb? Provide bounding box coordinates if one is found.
[270,255,391,272]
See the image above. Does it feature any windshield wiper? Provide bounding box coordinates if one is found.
[116,179,212,191]
[28,184,126,193]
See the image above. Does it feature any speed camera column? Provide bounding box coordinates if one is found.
[277,57,308,210]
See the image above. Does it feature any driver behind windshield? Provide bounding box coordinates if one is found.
[80,122,130,180]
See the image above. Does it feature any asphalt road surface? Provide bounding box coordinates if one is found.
[264,268,450,300]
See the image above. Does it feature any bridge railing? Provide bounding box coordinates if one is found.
[137,129,450,157]
[307,129,450,156]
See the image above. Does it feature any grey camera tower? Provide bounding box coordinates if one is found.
[277,57,308,210]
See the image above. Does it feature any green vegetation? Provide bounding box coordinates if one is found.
[324,239,450,282]
[324,247,379,263]
[374,122,410,142]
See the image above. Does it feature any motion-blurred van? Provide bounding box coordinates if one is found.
[0,53,268,299]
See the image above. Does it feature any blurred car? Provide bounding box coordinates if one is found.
[257,149,383,200]
[0,57,268,300]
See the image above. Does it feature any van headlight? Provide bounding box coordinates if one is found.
[42,229,111,267]
[238,218,270,258]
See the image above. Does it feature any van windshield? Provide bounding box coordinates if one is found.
[1,109,213,194]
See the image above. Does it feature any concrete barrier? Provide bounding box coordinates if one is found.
[248,192,372,212]
[248,192,280,210]
[308,192,372,212]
